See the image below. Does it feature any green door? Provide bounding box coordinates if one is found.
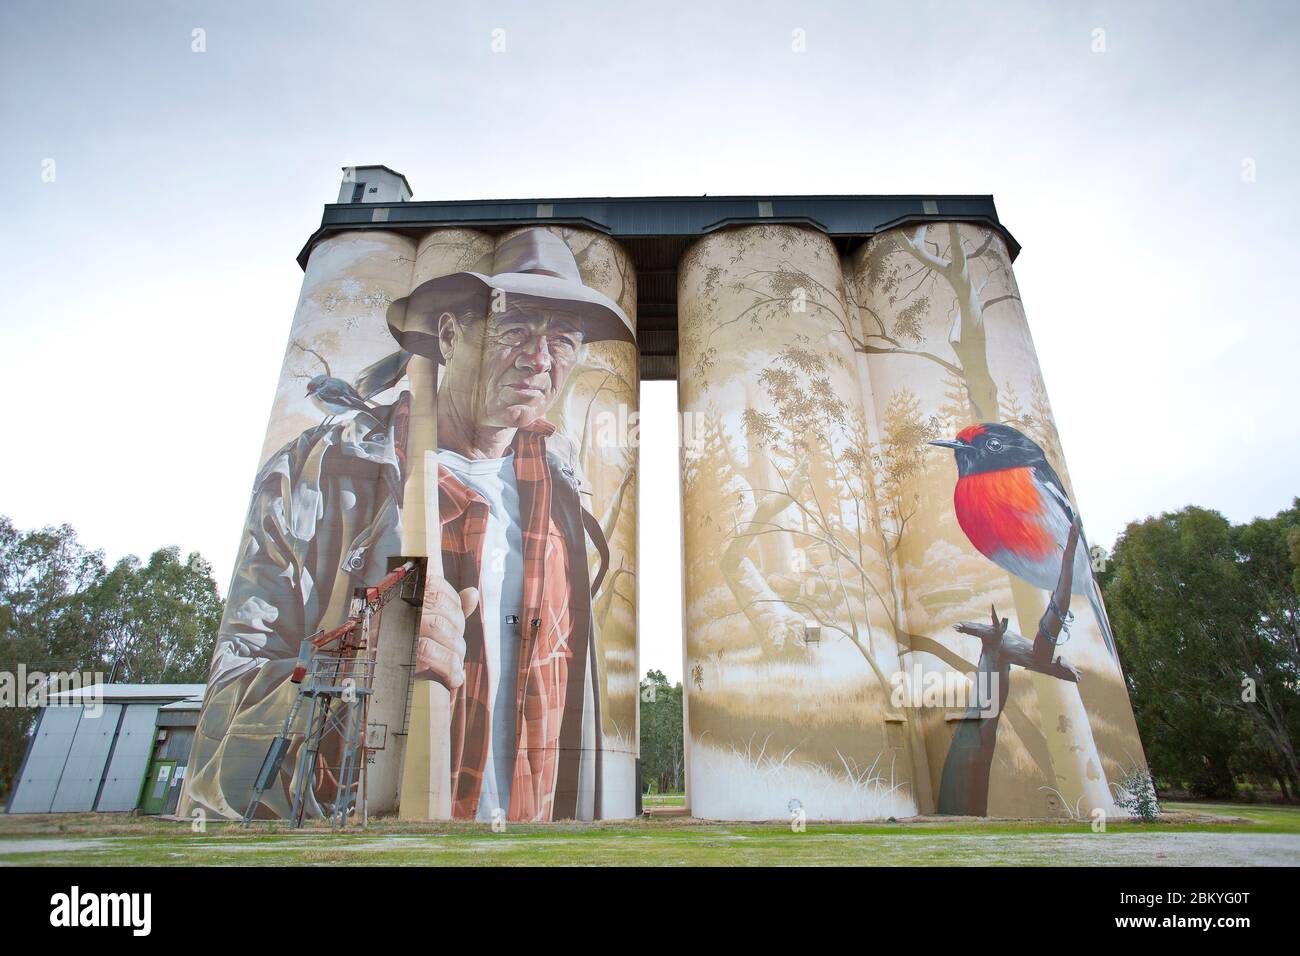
[141,760,177,815]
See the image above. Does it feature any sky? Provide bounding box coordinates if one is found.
[1,1,1297,684]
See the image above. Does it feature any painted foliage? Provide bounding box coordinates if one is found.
[180,226,638,822]
[678,225,921,821]
[678,222,1147,820]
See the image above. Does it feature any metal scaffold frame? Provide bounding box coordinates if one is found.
[240,560,420,829]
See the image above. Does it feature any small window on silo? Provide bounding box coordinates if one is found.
[352,182,367,203]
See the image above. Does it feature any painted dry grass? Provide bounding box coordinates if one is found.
[689,663,899,776]
[688,738,915,821]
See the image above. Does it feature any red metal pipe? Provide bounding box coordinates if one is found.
[308,560,418,650]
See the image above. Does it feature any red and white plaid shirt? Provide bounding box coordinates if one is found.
[437,419,581,821]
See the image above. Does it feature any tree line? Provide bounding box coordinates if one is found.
[1100,501,1299,800]
[638,669,684,794]
[0,516,221,799]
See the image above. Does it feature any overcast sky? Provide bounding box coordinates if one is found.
[2,1,1297,683]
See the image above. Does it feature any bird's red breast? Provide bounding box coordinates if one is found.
[953,466,1055,561]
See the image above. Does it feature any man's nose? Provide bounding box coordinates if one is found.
[515,335,553,373]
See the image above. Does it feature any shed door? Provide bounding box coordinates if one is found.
[141,760,176,815]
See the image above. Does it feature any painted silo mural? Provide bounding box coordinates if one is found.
[180,190,1147,825]
[676,222,1147,821]
[181,225,639,822]
[844,223,1145,819]
[677,225,923,820]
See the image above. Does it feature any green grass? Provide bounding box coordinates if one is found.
[0,802,1296,866]
[1163,800,1300,830]
[641,792,686,808]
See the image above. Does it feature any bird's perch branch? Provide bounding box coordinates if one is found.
[952,605,1081,684]
[950,516,1084,683]
[936,517,1085,814]
[1032,517,1082,665]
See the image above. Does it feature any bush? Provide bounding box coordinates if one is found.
[1114,767,1161,822]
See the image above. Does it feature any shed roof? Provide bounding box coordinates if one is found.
[47,683,206,703]
[159,695,206,712]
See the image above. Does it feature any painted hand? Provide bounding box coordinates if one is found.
[414,576,479,689]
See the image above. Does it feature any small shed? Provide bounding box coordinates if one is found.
[6,684,205,814]
[139,693,204,815]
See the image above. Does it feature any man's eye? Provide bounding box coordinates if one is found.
[499,328,529,345]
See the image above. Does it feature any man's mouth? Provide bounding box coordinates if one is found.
[503,383,546,399]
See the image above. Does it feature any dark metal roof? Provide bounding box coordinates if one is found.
[296,194,1017,381]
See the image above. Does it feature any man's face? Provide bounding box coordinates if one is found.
[439,304,585,428]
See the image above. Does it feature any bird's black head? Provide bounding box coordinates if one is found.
[305,374,327,395]
[929,422,1047,477]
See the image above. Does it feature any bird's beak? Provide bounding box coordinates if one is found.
[928,439,969,450]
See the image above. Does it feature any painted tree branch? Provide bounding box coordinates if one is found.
[599,461,637,545]
[936,519,1083,814]
[719,473,808,646]
[889,225,1000,420]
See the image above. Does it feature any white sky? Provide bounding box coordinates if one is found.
[2,1,1297,685]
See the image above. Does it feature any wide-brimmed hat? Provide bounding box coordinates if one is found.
[387,228,634,362]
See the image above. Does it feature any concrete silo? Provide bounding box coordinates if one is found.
[182,175,641,821]
[181,225,418,821]
[846,222,1142,818]
[676,224,923,820]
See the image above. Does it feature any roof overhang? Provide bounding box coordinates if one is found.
[296,194,1018,269]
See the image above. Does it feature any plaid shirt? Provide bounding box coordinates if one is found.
[438,419,588,821]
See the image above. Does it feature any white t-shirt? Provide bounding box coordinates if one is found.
[436,447,526,821]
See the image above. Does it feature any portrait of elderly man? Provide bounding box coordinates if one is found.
[389,228,634,821]
[183,228,633,823]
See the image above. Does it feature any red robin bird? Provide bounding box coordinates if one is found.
[929,422,1116,658]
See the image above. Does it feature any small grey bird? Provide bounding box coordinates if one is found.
[305,351,412,419]
[306,375,373,416]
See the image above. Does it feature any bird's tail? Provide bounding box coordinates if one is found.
[1072,523,1118,661]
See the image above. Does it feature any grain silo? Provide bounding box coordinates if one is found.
[179,179,1146,822]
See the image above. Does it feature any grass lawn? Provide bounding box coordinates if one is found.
[641,792,686,808]
[0,801,1296,866]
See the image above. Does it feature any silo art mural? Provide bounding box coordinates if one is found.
[181,226,640,822]
[181,187,1147,823]
[675,222,1146,820]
